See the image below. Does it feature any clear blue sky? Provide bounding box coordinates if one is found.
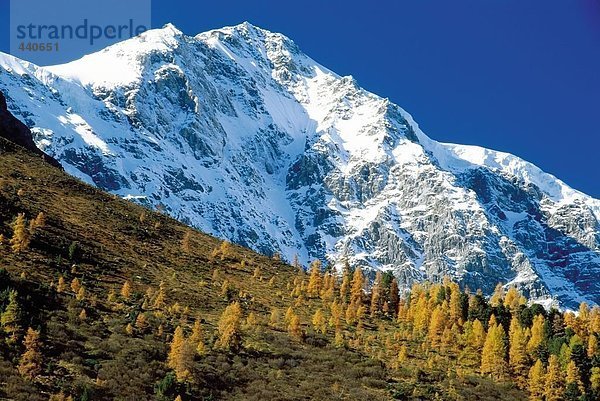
[1,0,599,197]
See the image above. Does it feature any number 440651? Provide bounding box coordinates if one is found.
[18,42,59,52]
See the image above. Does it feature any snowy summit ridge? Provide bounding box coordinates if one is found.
[1,22,599,308]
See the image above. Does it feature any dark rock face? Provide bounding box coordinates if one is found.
[0,90,62,169]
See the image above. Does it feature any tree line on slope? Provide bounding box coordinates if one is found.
[2,211,599,400]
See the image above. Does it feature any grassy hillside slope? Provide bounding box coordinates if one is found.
[0,136,525,400]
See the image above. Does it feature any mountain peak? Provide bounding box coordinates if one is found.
[212,21,274,37]
[229,21,266,34]
[160,22,183,35]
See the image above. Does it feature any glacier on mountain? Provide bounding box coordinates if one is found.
[1,22,599,308]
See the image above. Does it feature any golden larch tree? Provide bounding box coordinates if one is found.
[218,240,233,261]
[29,212,45,234]
[285,306,295,325]
[449,282,464,325]
[471,319,487,351]
[350,267,365,306]
[588,334,598,358]
[504,287,525,314]
[10,213,30,253]
[443,323,460,352]
[329,299,344,330]
[544,355,564,401]
[18,327,43,380]
[480,321,508,380]
[34,212,45,227]
[216,302,242,350]
[135,313,147,331]
[356,304,366,321]
[590,307,600,335]
[312,309,327,335]
[288,313,302,341]
[307,260,322,297]
[398,345,408,364]
[412,294,430,337]
[397,299,408,324]
[339,270,350,301]
[575,302,590,341]
[70,278,81,293]
[528,359,546,401]
[189,318,203,347]
[175,340,196,382]
[56,276,66,293]
[508,316,530,388]
[76,286,86,301]
[565,359,584,395]
[167,326,195,381]
[370,271,383,316]
[527,314,547,358]
[168,326,186,369]
[321,273,335,301]
[564,311,577,334]
[121,280,132,300]
[427,303,448,348]
[345,302,357,325]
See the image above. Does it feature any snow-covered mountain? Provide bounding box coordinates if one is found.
[1,22,599,308]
